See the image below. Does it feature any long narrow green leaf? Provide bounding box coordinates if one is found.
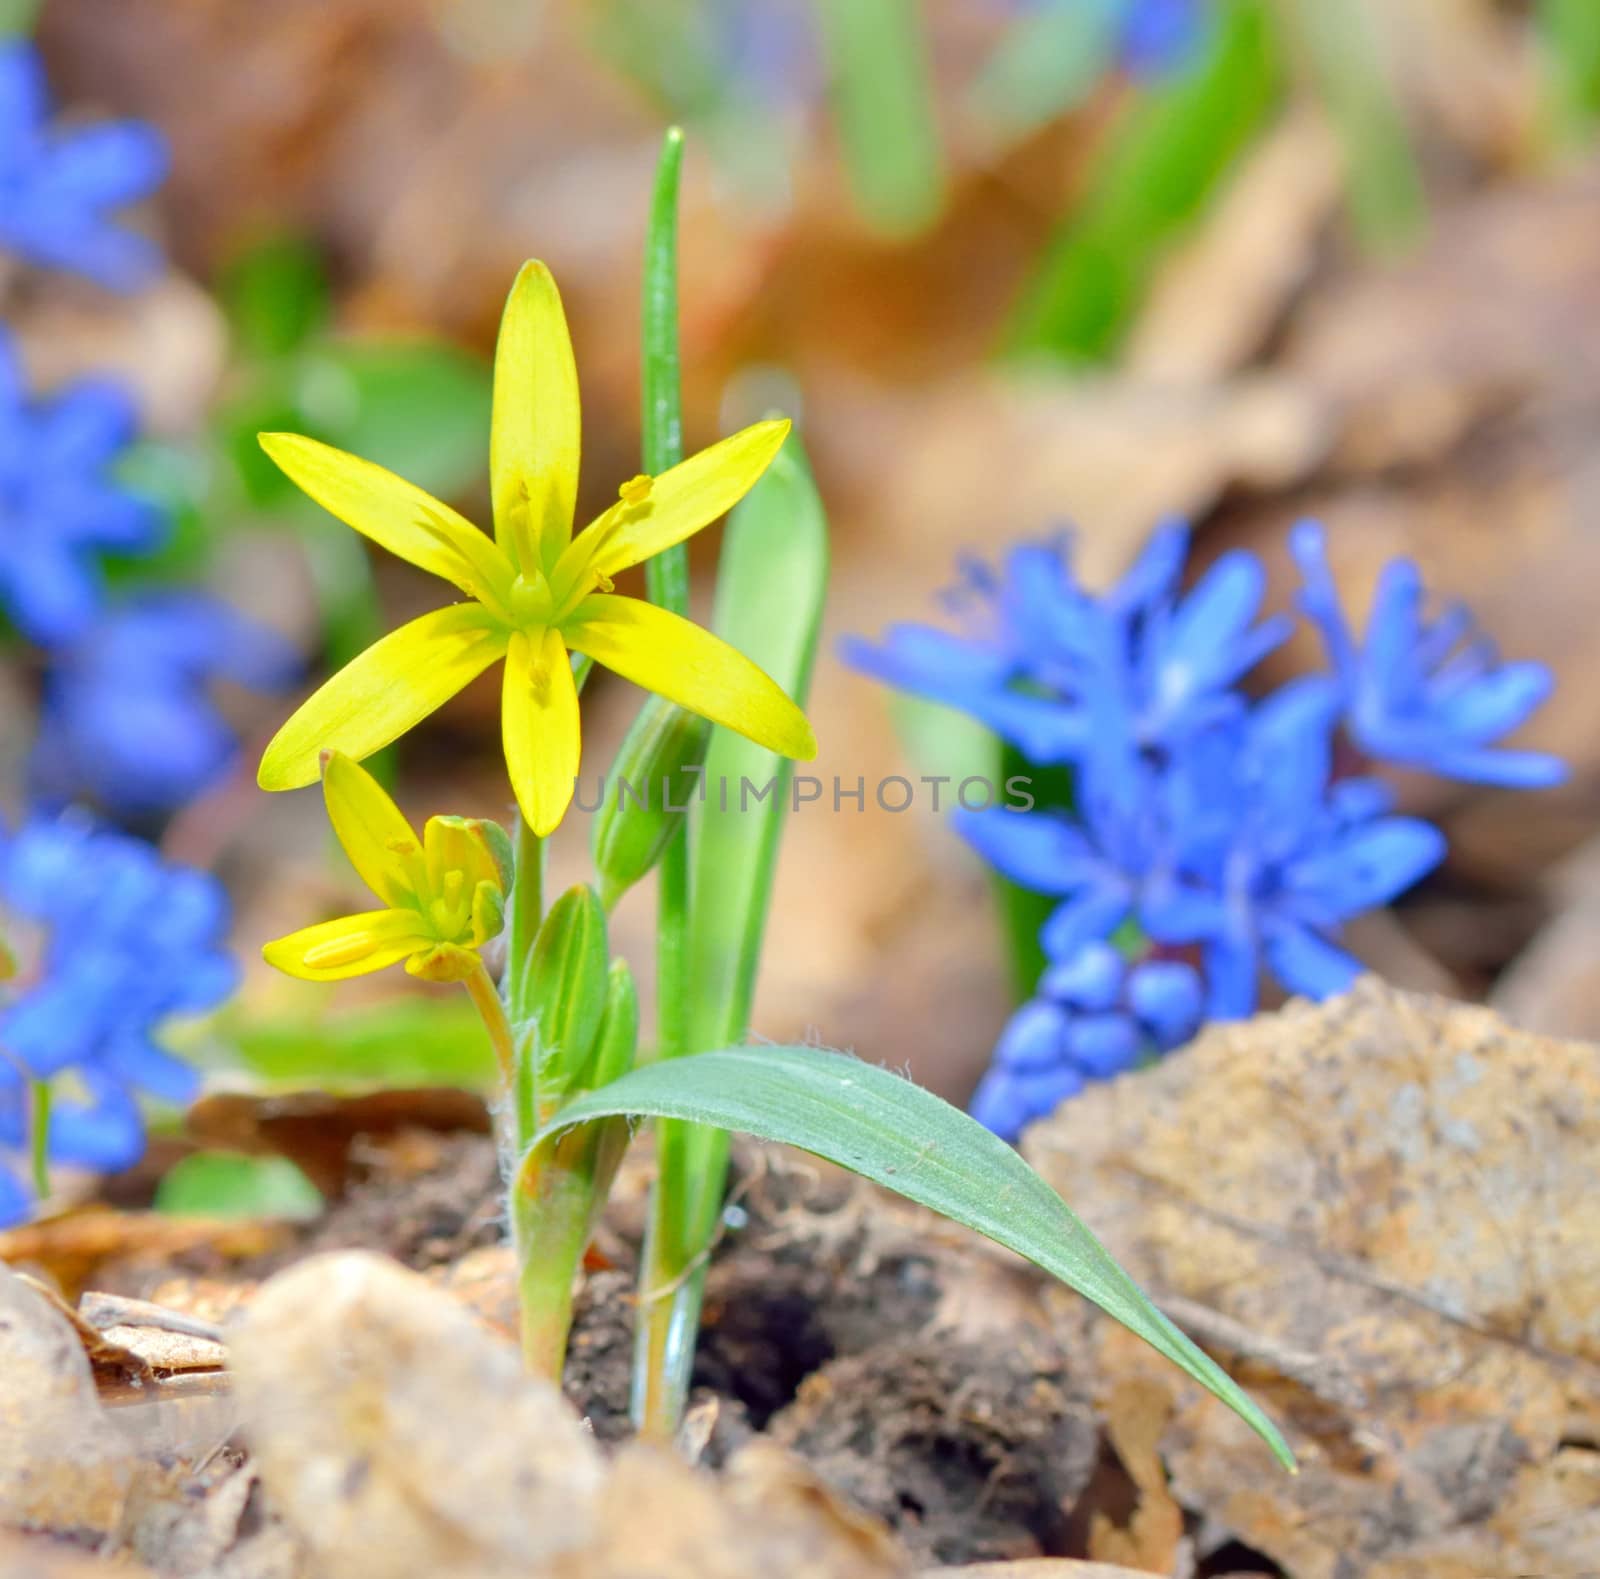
[688,432,829,1051]
[541,1045,1294,1469]
[813,0,946,237]
[1274,0,1425,255]
[1006,0,1282,363]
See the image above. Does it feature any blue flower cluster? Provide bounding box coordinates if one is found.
[0,816,237,1221]
[0,40,167,291]
[0,41,278,1217]
[846,521,1564,1141]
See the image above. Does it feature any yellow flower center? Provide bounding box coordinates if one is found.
[508,570,555,627]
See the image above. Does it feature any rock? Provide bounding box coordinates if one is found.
[548,1441,908,1579]
[1023,977,1600,1578]
[228,1250,603,1579]
[0,1265,137,1538]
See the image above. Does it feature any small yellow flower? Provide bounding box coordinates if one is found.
[263,752,510,985]
[256,261,816,835]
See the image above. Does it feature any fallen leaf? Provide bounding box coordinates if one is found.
[1024,977,1600,1578]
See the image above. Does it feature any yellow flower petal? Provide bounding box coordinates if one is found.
[502,626,581,837]
[263,908,432,982]
[259,433,512,605]
[260,604,509,791]
[565,594,816,760]
[321,751,422,909]
[491,261,581,574]
[586,419,791,580]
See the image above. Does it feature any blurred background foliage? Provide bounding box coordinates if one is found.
[5,0,1600,1193]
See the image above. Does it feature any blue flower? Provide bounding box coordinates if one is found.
[31,593,301,819]
[958,680,1445,1028]
[0,816,238,1221]
[841,523,1291,766]
[0,41,167,290]
[970,940,1204,1140]
[1119,0,1207,74]
[1291,520,1566,790]
[1183,680,1447,1017]
[0,331,167,646]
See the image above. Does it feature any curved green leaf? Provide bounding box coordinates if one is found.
[539,1044,1293,1468]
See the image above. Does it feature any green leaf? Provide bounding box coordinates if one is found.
[220,234,331,360]
[228,996,498,1090]
[967,0,1125,145]
[1273,0,1425,255]
[155,1152,323,1221]
[1006,0,1283,363]
[688,430,829,1051]
[298,342,493,502]
[813,0,946,237]
[1541,0,1600,137]
[543,1046,1294,1469]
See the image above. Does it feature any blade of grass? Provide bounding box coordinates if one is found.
[813,0,945,238]
[1274,0,1425,256]
[1005,0,1283,364]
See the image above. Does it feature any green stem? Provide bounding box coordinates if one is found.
[29,1080,50,1200]
[633,127,704,1438]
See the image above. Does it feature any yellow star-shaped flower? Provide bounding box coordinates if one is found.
[256,260,817,835]
[263,751,510,984]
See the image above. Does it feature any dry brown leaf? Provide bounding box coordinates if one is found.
[186,1086,491,1196]
[1087,1379,1184,1575]
[1024,977,1600,1578]
[0,1209,289,1303]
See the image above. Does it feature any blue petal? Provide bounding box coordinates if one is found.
[48,1080,146,1172]
[1422,743,1568,790]
[1039,883,1132,958]
[1128,959,1204,1049]
[1108,519,1188,619]
[838,625,1011,695]
[992,998,1070,1072]
[1432,662,1551,744]
[1038,941,1124,1011]
[40,121,169,206]
[0,1166,31,1228]
[1289,519,1359,685]
[101,1035,199,1105]
[1064,1012,1141,1079]
[955,808,1101,895]
[0,42,48,146]
[0,544,102,645]
[1282,816,1445,921]
[1263,920,1363,1002]
[38,377,138,468]
[1361,558,1425,698]
[969,1069,1032,1141]
[1204,933,1259,1019]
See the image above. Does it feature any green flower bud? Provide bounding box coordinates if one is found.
[592,697,711,909]
[576,958,638,1092]
[523,884,610,1089]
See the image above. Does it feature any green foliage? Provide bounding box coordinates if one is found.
[1006,0,1283,363]
[593,696,712,910]
[967,0,1125,144]
[688,431,829,1050]
[1274,0,1425,255]
[1540,0,1600,140]
[229,996,498,1090]
[156,1152,323,1221]
[814,0,946,237]
[545,1045,1293,1468]
[220,235,331,361]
